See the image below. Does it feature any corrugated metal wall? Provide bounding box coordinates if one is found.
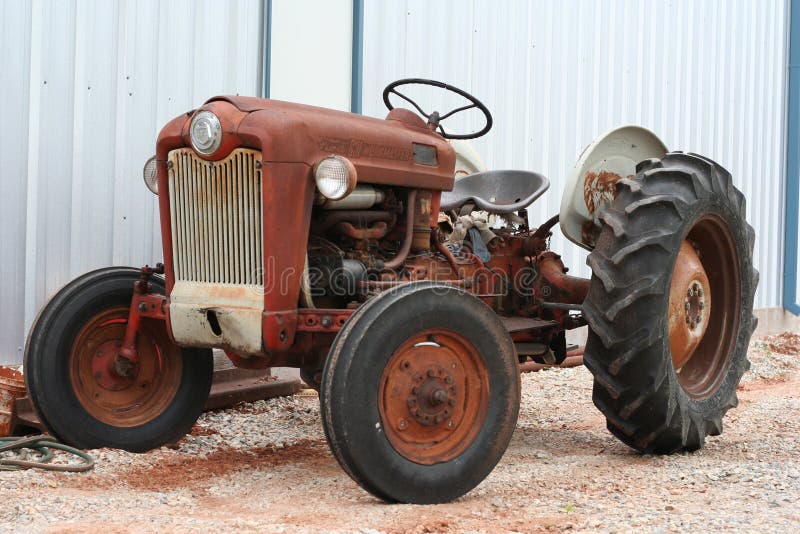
[0,0,263,364]
[363,0,789,309]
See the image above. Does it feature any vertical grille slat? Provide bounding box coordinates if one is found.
[168,148,263,286]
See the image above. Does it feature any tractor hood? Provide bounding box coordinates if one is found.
[156,96,457,191]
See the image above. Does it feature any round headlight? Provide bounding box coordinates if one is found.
[314,156,357,200]
[143,155,158,195]
[190,110,222,155]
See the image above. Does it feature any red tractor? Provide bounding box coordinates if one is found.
[25,79,757,504]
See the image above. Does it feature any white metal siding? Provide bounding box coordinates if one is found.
[363,0,789,309]
[0,0,263,365]
[270,0,354,110]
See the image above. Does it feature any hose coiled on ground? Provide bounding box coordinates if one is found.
[0,435,94,472]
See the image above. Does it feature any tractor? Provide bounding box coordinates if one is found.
[24,79,757,504]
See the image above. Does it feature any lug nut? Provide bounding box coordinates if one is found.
[699,302,705,310]
[685,302,690,311]
[398,419,407,431]
[687,288,693,297]
[445,376,454,384]
[447,421,454,429]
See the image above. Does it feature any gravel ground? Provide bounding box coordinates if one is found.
[1,333,798,533]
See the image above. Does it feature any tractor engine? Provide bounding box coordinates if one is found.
[304,184,589,370]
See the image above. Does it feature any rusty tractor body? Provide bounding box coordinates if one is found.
[24,79,757,504]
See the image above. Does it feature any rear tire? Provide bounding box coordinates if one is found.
[320,282,520,503]
[583,153,758,453]
[25,267,213,452]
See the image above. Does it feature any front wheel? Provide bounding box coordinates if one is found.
[583,152,758,453]
[25,267,213,452]
[321,282,520,504]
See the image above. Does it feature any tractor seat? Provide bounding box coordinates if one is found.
[440,170,550,214]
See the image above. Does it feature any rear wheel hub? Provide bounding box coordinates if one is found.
[669,240,711,370]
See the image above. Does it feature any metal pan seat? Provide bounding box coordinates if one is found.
[440,170,550,214]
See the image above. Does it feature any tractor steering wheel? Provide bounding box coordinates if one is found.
[382,78,493,140]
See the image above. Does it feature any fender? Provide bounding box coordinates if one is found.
[559,126,668,250]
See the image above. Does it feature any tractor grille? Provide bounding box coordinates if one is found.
[167,148,264,285]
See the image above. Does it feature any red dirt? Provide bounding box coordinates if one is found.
[123,439,330,491]
[189,424,219,436]
[766,331,800,355]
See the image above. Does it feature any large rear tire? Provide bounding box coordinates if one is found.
[320,282,520,503]
[25,267,213,452]
[583,152,758,453]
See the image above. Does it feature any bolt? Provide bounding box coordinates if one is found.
[451,363,456,369]
[435,415,443,424]
[690,319,697,329]
[398,419,407,431]
[448,398,456,406]
[696,315,702,324]
[685,302,691,311]
[447,420,454,429]
[445,376,454,384]
[699,302,705,310]
[431,389,448,405]
[320,316,332,328]
[138,302,148,313]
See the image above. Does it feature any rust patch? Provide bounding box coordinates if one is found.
[581,219,599,249]
[583,170,626,214]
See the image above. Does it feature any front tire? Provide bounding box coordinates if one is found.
[321,282,520,504]
[583,152,758,453]
[25,267,213,452]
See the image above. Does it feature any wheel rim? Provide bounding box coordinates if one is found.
[70,307,182,427]
[668,214,741,399]
[378,329,489,465]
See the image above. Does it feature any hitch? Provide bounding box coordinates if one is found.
[116,264,168,375]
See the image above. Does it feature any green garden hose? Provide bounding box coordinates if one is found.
[0,435,94,472]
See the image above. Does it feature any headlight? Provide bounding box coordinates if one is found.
[314,156,357,200]
[190,110,222,155]
[143,156,158,195]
